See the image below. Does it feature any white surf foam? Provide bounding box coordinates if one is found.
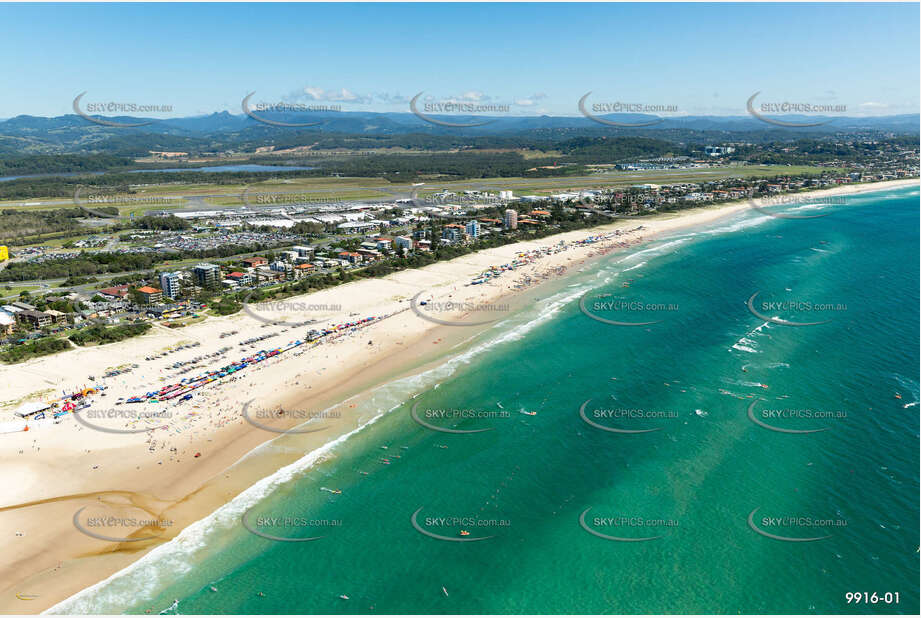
[47,273,600,614]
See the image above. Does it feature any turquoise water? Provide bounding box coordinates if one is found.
[54,186,919,614]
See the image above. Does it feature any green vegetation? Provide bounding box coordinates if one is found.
[0,154,134,176]
[0,337,71,364]
[226,209,612,309]
[68,322,152,346]
[0,240,292,282]
[134,214,190,230]
[556,136,680,163]
[0,206,119,245]
[209,297,242,316]
[62,275,99,287]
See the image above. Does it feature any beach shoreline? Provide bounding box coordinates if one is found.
[1,178,916,614]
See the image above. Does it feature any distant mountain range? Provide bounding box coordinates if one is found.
[0,110,917,156]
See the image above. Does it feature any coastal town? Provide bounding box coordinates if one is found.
[1,0,919,615]
[2,147,917,359]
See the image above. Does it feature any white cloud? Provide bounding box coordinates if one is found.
[515,93,548,107]
[298,86,374,104]
[456,90,488,102]
[376,92,410,104]
[302,86,326,100]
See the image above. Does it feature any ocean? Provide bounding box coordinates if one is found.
[50,185,920,615]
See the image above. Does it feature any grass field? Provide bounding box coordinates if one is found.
[0,164,840,252]
[0,164,838,209]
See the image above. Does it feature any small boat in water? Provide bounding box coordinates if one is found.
[339,594,350,600]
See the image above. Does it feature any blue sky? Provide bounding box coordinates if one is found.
[1,2,918,119]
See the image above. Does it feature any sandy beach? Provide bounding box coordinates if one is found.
[0,178,915,614]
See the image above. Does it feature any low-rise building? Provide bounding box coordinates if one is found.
[44,309,68,325]
[98,285,130,299]
[242,256,268,268]
[394,236,413,252]
[337,221,380,234]
[442,223,466,242]
[337,251,363,264]
[293,263,315,279]
[136,286,163,305]
[357,249,382,261]
[16,310,52,329]
[254,267,287,282]
[225,271,253,286]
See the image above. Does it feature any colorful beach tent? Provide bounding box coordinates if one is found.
[14,401,52,418]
